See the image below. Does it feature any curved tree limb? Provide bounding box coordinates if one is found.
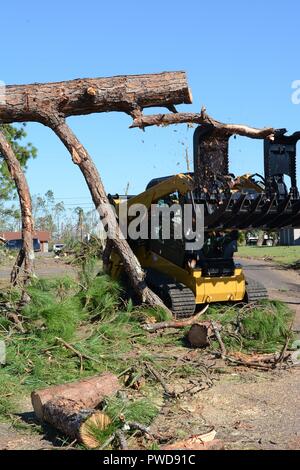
[0,130,34,288]
[130,107,275,140]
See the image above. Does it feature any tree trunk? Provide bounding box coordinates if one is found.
[31,372,119,421]
[102,239,113,272]
[0,129,34,286]
[49,119,172,312]
[42,398,111,448]
[0,72,192,124]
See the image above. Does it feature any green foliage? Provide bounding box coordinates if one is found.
[239,301,293,352]
[204,300,293,353]
[23,276,84,341]
[238,231,246,246]
[78,275,122,320]
[0,371,23,416]
[0,124,37,202]
[0,255,293,449]
[86,397,159,448]
[105,397,158,426]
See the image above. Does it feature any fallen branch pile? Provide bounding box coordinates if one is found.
[144,308,293,371]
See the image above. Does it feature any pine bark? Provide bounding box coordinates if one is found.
[31,372,119,421]
[0,129,34,286]
[0,72,192,124]
[42,398,111,448]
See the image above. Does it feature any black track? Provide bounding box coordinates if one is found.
[145,269,196,318]
[245,277,268,302]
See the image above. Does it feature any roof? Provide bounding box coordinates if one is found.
[0,231,50,242]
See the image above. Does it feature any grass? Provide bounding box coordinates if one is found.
[238,245,300,266]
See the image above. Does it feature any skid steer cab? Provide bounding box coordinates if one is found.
[107,126,299,318]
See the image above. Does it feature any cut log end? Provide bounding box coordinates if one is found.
[31,392,44,422]
[187,323,211,348]
[79,412,112,449]
[187,87,193,104]
[42,397,112,449]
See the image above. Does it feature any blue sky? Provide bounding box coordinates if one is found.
[1,0,300,210]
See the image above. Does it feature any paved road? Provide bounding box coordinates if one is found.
[237,257,300,332]
[0,255,77,283]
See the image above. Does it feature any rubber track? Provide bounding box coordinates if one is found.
[245,277,268,302]
[145,270,196,319]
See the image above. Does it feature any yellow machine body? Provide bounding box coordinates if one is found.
[109,246,245,305]
[108,172,252,307]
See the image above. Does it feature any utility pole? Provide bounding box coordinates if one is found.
[76,208,84,242]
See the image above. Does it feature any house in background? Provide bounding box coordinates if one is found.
[279,228,300,246]
[0,231,50,253]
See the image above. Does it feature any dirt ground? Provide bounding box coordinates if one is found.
[0,254,299,450]
[152,368,300,450]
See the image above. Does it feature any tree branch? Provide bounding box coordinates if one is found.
[130,107,275,140]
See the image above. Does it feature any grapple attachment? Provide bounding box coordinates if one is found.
[193,126,300,230]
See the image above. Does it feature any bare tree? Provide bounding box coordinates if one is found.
[0,130,34,286]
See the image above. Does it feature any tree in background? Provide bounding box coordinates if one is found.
[0,124,37,229]
[32,192,100,243]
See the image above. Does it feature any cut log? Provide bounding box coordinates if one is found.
[31,372,119,421]
[0,129,34,287]
[42,398,111,449]
[187,323,214,348]
[0,72,192,124]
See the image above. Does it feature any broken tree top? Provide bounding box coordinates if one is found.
[0,71,192,124]
[0,70,277,140]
